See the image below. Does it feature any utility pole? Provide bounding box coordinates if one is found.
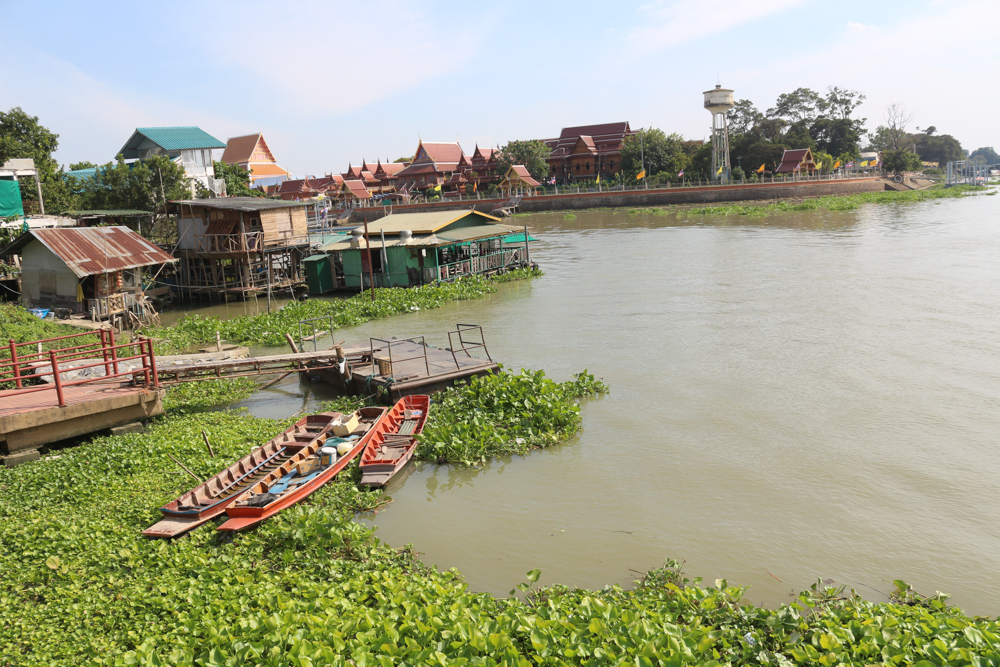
[363,217,375,301]
[639,130,647,190]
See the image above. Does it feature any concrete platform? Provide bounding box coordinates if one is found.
[0,382,164,465]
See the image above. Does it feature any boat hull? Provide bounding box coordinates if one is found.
[143,413,340,538]
[216,407,388,532]
[358,395,430,489]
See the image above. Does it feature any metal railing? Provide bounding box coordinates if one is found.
[369,336,431,380]
[2,329,159,407]
[434,248,524,282]
[447,324,492,366]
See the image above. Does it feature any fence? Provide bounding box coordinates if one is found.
[2,329,159,407]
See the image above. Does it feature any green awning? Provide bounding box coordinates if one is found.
[503,232,537,244]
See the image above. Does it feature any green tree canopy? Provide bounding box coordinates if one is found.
[970,147,999,164]
[620,129,688,180]
[74,154,189,212]
[493,140,551,181]
[213,161,264,198]
[0,107,77,213]
[914,131,964,166]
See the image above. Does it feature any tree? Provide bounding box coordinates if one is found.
[970,147,1000,164]
[493,139,551,181]
[727,99,765,137]
[824,86,866,120]
[811,117,862,159]
[768,87,825,124]
[881,103,913,153]
[882,149,922,174]
[915,132,963,166]
[68,161,98,171]
[0,107,78,213]
[620,129,688,179]
[213,161,263,198]
[74,154,189,212]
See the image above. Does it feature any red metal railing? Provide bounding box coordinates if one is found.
[1,329,160,407]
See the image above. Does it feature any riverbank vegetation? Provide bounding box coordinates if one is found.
[681,184,989,217]
[2,406,998,665]
[146,268,542,353]
[418,368,608,465]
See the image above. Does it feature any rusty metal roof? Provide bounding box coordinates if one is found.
[167,197,309,212]
[11,226,176,278]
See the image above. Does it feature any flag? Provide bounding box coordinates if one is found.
[472,181,477,192]
[846,161,854,168]
[636,170,646,180]
[757,164,765,173]
[595,174,601,184]
[833,160,841,168]
[433,183,442,192]
[677,169,684,178]
[716,165,723,175]
[795,163,800,171]
[860,160,869,167]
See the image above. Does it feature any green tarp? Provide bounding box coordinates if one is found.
[0,180,24,217]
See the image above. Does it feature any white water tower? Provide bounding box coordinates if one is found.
[704,84,734,182]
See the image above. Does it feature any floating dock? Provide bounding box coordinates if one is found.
[301,325,499,402]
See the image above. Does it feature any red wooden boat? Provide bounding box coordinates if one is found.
[143,413,341,538]
[216,406,388,532]
[358,395,430,488]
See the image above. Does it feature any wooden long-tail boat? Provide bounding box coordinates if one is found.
[142,410,376,538]
[216,406,388,532]
[358,395,430,488]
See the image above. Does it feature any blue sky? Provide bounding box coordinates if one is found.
[2,0,997,176]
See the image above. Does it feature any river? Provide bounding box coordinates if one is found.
[225,192,1000,615]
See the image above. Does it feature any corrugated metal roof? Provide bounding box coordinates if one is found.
[64,209,153,218]
[22,227,176,278]
[167,197,309,212]
[361,210,501,234]
[435,223,519,243]
[133,127,226,151]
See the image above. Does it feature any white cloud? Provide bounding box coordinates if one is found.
[629,0,804,55]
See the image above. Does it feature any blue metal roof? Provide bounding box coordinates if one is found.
[119,127,226,157]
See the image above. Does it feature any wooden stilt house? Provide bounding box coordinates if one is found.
[167,198,310,299]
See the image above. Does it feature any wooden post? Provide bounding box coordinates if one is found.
[50,350,65,407]
[202,430,215,458]
[99,328,112,378]
[146,338,159,387]
[166,453,202,483]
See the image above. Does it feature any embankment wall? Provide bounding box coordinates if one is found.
[350,178,885,223]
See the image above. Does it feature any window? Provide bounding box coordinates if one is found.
[575,163,580,172]
[586,162,591,171]
[610,160,615,170]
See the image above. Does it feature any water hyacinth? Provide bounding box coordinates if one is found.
[2,411,998,665]
[146,268,542,353]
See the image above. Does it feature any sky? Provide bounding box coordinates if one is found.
[2,0,997,176]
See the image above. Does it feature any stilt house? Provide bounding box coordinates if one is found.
[168,198,310,299]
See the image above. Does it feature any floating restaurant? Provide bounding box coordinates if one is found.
[304,210,533,294]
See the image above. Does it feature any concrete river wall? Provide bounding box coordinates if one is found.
[349,177,886,223]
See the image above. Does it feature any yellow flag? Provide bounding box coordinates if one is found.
[833,160,841,168]
[860,160,869,167]
[595,174,600,184]
[757,164,765,173]
[433,183,442,191]
[472,181,477,192]
[716,165,723,175]
[636,170,646,180]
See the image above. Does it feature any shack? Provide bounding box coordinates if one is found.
[0,226,176,324]
[312,210,532,292]
[167,198,310,300]
[775,149,818,174]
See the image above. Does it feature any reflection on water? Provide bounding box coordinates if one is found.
[226,193,1000,615]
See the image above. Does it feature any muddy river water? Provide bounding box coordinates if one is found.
[202,193,1000,614]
